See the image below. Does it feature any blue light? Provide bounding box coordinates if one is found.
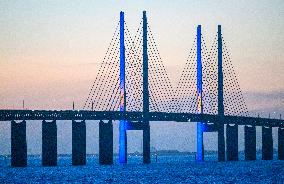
[196,25,206,162]
[119,11,127,164]
[119,120,127,163]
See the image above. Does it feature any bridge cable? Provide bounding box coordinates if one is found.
[83,22,119,110]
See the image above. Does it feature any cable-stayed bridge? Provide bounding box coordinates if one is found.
[0,11,283,167]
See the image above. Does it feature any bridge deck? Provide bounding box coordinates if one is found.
[0,110,283,127]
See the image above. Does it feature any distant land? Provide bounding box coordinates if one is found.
[0,149,275,157]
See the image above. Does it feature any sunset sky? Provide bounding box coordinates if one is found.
[0,1,283,154]
[0,0,283,112]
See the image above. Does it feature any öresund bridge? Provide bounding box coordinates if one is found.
[1,11,283,167]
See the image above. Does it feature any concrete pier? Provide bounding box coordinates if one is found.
[72,120,86,165]
[143,123,150,164]
[226,124,238,161]
[42,120,57,166]
[99,120,113,165]
[278,127,284,160]
[244,125,256,160]
[11,120,27,167]
[262,126,273,160]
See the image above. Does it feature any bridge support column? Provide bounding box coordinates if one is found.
[217,25,226,162]
[119,121,127,163]
[278,127,284,160]
[42,120,57,166]
[244,125,256,160]
[196,24,205,162]
[196,123,204,161]
[11,120,27,167]
[72,120,86,165]
[118,10,127,164]
[226,124,238,161]
[143,123,150,164]
[218,124,225,161]
[99,120,113,165]
[262,126,273,160]
[142,11,150,164]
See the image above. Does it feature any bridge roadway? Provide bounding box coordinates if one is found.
[0,110,283,127]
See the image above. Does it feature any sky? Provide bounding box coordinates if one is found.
[0,0,283,155]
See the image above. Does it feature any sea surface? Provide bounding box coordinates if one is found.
[0,154,283,183]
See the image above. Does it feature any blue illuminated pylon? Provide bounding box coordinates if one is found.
[196,25,206,162]
[119,11,127,164]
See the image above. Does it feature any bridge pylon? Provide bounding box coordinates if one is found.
[196,25,205,162]
[196,25,226,162]
[119,11,127,164]
[142,11,150,164]
[217,25,225,161]
[118,11,151,164]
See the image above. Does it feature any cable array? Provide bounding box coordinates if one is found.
[147,25,174,112]
[124,22,143,112]
[173,37,197,113]
[83,22,120,111]
[84,20,249,116]
[202,35,218,115]
[222,37,249,116]
[174,33,248,116]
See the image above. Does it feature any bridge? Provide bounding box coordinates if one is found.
[1,11,283,167]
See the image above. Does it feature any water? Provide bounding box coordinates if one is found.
[0,154,283,183]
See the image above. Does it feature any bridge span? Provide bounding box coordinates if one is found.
[1,109,284,167]
[0,110,283,127]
